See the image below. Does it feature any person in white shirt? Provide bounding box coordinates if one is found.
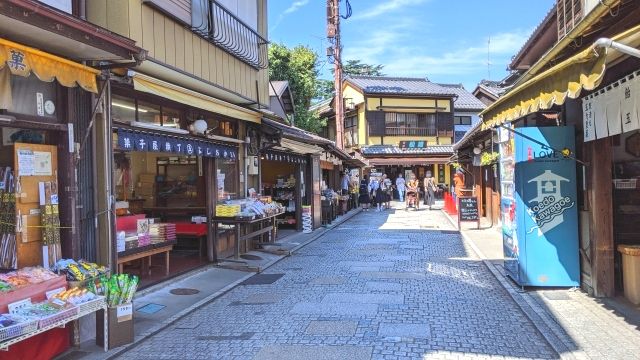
[341,171,350,195]
[395,174,406,202]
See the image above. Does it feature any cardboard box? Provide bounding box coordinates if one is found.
[96,303,134,349]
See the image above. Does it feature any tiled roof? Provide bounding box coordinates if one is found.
[475,79,506,99]
[346,76,456,97]
[437,83,487,111]
[361,144,453,155]
[262,118,332,145]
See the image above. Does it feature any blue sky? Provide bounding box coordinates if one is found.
[268,0,555,90]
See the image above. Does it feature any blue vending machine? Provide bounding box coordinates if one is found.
[499,125,580,287]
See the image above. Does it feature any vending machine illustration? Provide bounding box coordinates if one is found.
[499,125,579,287]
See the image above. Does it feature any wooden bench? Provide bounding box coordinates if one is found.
[117,244,173,276]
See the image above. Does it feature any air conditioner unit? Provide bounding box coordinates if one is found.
[247,156,259,175]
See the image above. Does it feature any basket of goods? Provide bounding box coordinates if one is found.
[95,274,139,307]
[55,259,109,287]
[0,267,58,288]
[0,314,38,342]
[51,287,103,314]
[15,302,78,329]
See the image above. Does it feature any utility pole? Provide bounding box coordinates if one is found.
[327,0,344,149]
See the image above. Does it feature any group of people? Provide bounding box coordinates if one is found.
[357,172,440,211]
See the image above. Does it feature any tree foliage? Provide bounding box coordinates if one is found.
[315,79,335,102]
[268,43,326,133]
[339,59,385,77]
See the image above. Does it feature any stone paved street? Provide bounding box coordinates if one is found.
[118,205,557,360]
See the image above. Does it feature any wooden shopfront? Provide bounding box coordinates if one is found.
[0,37,105,359]
[110,85,243,287]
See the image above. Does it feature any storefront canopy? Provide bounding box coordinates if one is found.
[131,71,261,124]
[481,24,640,130]
[0,37,99,92]
[368,157,450,166]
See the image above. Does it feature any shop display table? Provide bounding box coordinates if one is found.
[213,211,283,260]
[0,276,109,357]
[117,241,176,276]
[0,297,108,352]
[174,223,208,258]
[143,207,206,221]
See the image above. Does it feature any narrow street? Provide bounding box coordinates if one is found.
[118,206,556,360]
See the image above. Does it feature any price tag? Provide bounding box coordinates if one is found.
[116,303,133,322]
[50,298,67,309]
[46,287,66,300]
[8,298,32,314]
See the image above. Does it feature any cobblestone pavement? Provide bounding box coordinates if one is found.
[118,205,557,360]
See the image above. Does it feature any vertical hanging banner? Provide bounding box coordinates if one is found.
[605,85,622,136]
[621,75,640,133]
[592,91,608,139]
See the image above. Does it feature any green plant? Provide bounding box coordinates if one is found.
[480,151,500,166]
[451,162,463,170]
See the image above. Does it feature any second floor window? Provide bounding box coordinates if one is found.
[344,115,358,147]
[39,0,72,14]
[384,113,436,136]
[454,116,472,125]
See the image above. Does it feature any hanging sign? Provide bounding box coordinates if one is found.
[583,71,640,142]
[116,128,237,159]
[263,150,307,164]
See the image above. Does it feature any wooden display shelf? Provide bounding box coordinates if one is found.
[0,298,108,352]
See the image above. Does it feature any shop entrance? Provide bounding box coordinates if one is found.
[114,150,208,288]
[261,159,305,239]
[612,132,640,298]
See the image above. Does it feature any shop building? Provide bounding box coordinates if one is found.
[0,0,145,357]
[452,80,508,226]
[51,0,279,288]
[480,0,640,298]
[336,75,484,193]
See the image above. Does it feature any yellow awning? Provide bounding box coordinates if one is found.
[0,37,99,93]
[481,24,640,130]
[132,72,261,124]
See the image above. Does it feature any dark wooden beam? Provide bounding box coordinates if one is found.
[587,137,615,297]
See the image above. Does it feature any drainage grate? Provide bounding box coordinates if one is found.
[136,303,166,314]
[170,288,201,295]
[241,273,285,285]
[196,332,255,341]
[240,254,263,261]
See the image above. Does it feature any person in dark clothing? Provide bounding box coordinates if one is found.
[424,176,437,210]
[358,174,371,211]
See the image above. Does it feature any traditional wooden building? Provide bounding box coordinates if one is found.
[84,0,271,278]
[481,0,640,298]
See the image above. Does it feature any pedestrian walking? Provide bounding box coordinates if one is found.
[405,173,420,210]
[395,173,406,202]
[383,175,393,209]
[341,171,351,195]
[369,176,381,211]
[358,174,371,211]
[424,175,437,210]
[453,169,465,203]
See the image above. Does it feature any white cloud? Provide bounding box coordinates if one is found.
[343,28,531,86]
[271,0,310,32]
[352,0,429,20]
[284,0,310,15]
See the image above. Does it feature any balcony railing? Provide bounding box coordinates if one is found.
[191,0,268,69]
[384,127,436,136]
